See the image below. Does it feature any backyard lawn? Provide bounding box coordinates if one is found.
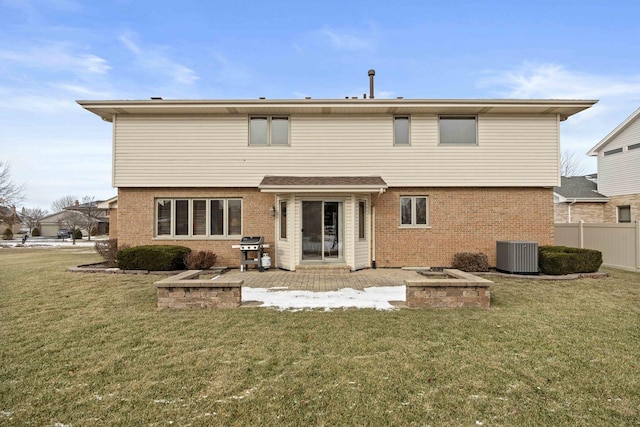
[1,248,639,426]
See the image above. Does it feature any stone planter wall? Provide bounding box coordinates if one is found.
[156,270,243,309]
[405,269,491,309]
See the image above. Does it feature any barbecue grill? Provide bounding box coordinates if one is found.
[239,236,264,272]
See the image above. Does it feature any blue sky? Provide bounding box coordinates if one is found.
[1,0,639,209]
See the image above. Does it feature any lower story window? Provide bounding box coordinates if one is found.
[400,196,429,227]
[618,205,631,223]
[156,198,242,238]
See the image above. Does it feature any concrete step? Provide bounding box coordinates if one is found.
[295,264,351,273]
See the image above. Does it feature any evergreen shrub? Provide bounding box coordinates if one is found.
[116,245,191,271]
[539,246,602,275]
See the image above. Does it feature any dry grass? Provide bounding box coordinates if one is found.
[1,248,639,426]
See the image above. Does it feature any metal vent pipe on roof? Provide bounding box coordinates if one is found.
[368,69,375,99]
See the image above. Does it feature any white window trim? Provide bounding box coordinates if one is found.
[249,116,290,146]
[393,115,411,146]
[154,198,242,239]
[399,196,430,228]
[438,115,478,146]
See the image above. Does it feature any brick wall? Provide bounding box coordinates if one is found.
[603,194,640,223]
[117,188,275,267]
[109,208,118,239]
[374,187,554,267]
[157,285,241,309]
[554,202,605,223]
[118,186,553,269]
[406,285,490,308]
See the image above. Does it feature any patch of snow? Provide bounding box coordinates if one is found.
[242,285,405,311]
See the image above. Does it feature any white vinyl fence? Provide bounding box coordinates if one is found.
[554,221,640,272]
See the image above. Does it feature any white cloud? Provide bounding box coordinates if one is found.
[118,34,198,85]
[119,35,142,54]
[318,25,376,52]
[478,62,640,100]
[477,62,640,172]
[53,83,110,98]
[0,44,110,75]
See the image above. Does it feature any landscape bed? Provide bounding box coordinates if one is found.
[1,248,639,426]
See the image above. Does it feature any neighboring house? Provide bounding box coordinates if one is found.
[79,96,595,270]
[66,200,111,235]
[39,210,75,237]
[553,175,609,223]
[39,200,111,237]
[97,196,118,239]
[588,107,640,223]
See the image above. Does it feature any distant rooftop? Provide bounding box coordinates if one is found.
[554,175,608,201]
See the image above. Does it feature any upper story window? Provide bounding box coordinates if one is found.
[618,205,631,223]
[627,142,640,151]
[394,115,410,145]
[400,196,429,227]
[156,198,242,238]
[603,147,623,156]
[439,115,477,145]
[249,116,289,145]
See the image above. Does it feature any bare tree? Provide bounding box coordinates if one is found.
[22,207,48,234]
[1,205,20,238]
[0,161,25,206]
[560,150,586,177]
[51,195,77,213]
[76,196,103,241]
[60,210,85,245]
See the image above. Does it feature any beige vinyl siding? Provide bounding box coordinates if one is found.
[114,114,559,188]
[597,117,640,196]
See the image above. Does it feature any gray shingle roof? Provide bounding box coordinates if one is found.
[259,176,387,187]
[554,176,608,200]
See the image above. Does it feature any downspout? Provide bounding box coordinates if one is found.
[371,187,386,268]
[568,200,576,223]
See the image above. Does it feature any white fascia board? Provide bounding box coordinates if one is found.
[259,185,387,193]
[587,107,640,156]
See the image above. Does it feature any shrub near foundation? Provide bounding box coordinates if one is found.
[539,246,603,275]
[184,250,218,269]
[116,245,191,271]
[451,252,489,272]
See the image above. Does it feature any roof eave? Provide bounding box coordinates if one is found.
[587,107,640,155]
[77,98,598,123]
[259,184,388,193]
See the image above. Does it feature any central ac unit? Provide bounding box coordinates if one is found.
[496,241,538,274]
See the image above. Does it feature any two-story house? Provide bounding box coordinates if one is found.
[587,107,640,223]
[79,97,595,270]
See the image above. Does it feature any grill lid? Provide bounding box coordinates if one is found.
[240,236,264,245]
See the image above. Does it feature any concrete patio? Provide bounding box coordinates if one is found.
[220,268,425,291]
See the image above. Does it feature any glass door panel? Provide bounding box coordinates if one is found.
[302,200,343,262]
[302,201,322,260]
[323,202,340,259]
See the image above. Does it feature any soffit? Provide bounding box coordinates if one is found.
[78,99,598,122]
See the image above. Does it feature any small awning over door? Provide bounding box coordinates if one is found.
[258,176,388,193]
